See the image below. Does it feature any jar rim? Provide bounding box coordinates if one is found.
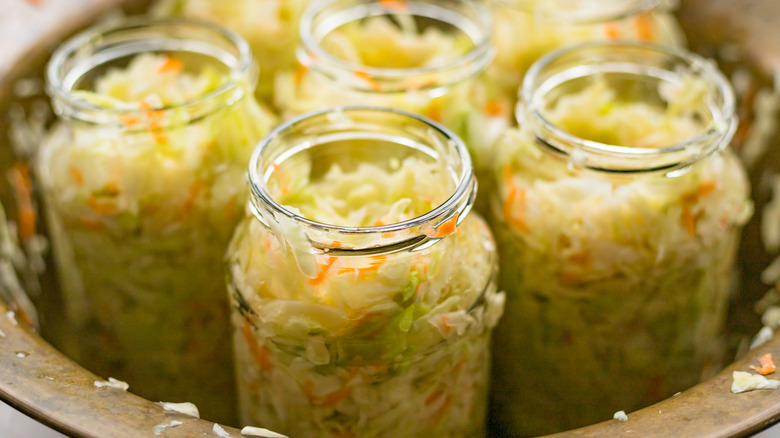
[248,106,475,243]
[46,17,254,124]
[519,41,737,173]
[298,0,494,92]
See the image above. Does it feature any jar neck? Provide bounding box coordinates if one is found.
[500,0,662,23]
[248,107,476,255]
[297,0,494,94]
[46,18,256,128]
[519,42,736,174]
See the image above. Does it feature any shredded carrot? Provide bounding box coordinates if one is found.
[441,315,451,334]
[605,21,621,40]
[182,181,207,214]
[503,185,529,234]
[78,217,104,231]
[157,57,184,75]
[322,387,352,406]
[103,182,120,197]
[119,114,141,127]
[242,319,273,371]
[427,105,441,122]
[272,162,290,195]
[696,182,716,199]
[10,163,35,242]
[69,167,85,186]
[309,256,337,285]
[302,380,350,406]
[138,100,168,144]
[681,206,696,236]
[751,353,776,375]
[425,213,459,238]
[86,197,117,215]
[379,0,409,11]
[635,13,655,42]
[426,389,445,405]
[329,240,343,248]
[485,100,505,117]
[353,70,382,92]
[401,77,438,90]
[569,250,589,266]
[294,64,309,85]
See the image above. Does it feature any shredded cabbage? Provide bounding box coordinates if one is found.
[38,53,274,424]
[488,79,752,435]
[152,0,309,103]
[228,153,504,437]
[486,0,685,100]
[274,12,508,171]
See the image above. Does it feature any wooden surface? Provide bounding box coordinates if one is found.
[1,0,780,437]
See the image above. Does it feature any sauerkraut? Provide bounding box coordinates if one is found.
[39,52,274,424]
[487,0,685,101]
[488,79,753,435]
[275,1,508,171]
[228,139,504,437]
[152,0,309,104]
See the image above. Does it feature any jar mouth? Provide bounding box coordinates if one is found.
[519,42,737,173]
[497,0,662,24]
[298,0,494,93]
[46,17,255,125]
[248,106,475,250]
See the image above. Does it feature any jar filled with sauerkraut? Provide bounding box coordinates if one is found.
[276,0,507,171]
[487,0,684,104]
[488,43,753,436]
[152,0,309,104]
[227,107,505,437]
[39,18,274,424]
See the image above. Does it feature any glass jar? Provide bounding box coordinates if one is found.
[276,0,505,170]
[227,107,505,437]
[39,18,275,424]
[152,0,309,104]
[488,43,753,435]
[487,0,684,103]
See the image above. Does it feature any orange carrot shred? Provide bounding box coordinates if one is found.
[681,206,696,236]
[485,100,505,117]
[157,57,184,75]
[86,197,117,215]
[242,319,273,371]
[433,213,459,238]
[379,0,409,11]
[427,106,441,122]
[635,13,655,42]
[751,353,776,375]
[78,217,104,231]
[502,168,529,234]
[309,256,337,285]
[10,163,36,242]
[441,315,451,334]
[272,163,290,195]
[353,70,382,92]
[605,21,621,40]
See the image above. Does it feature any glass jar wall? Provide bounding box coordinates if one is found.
[227,107,504,437]
[487,43,753,436]
[38,18,275,424]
